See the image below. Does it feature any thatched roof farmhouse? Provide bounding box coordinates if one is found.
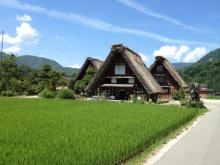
[150,56,187,99]
[85,44,163,101]
[74,57,103,82]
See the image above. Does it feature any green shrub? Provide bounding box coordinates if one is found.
[131,95,138,103]
[131,95,145,104]
[173,89,186,100]
[1,90,16,97]
[26,85,39,95]
[180,99,188,106]
[39,89,55,98]
[180,99,206,109]
[187,100,205,108]
[58,89,75,99]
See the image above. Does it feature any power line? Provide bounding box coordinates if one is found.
[0,30,4,69]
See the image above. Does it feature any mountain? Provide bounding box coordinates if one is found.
[197,48,220,63]
[1,53,78,76]
[172,62,193,69]
[179,48,220,91]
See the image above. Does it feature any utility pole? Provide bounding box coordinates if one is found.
[0,30,4,69]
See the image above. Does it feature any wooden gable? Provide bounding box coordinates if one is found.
[151,59,181,89]
[74,57,103,82]
[74,62,94,81]
[103,52,134,77]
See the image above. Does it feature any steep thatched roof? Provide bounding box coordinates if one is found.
[150,56,188,88]
[74,57,103,81]
[85,44,163,94]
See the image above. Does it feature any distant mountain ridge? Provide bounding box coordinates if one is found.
[179,47,220,91]
[197,48,220,63]
[171,62,193,69]
[1,53,78,76]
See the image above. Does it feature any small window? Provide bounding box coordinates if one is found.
[115,64,125,75]
[156,65,163,73]
[128,78,134,84]
[111,78,117,84]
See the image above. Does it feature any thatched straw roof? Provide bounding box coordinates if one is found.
[85,44,163,94]
[74,57,103,81]
[150,56,188,88]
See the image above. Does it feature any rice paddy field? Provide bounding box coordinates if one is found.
[0,98,201,164]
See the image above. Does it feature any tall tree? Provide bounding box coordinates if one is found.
[74,65,95,93]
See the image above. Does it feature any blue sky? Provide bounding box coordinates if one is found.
[0,0,219,68]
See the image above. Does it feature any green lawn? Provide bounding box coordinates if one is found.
[0,98,201,164]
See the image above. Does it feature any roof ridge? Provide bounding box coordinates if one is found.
[111,44,142,59]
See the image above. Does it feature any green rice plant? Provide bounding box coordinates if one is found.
[0,98,201,165]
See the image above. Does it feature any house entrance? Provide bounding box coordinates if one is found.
[115,89,128,100]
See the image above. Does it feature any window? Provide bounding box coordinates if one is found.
[128,78,134,84]
[115,64,125,75]
[156,65,163,73]
[111,78,117,84]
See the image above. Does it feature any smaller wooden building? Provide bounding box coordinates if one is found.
[85,44,163,101]
[74,57,103,82]
[199,83,214,98]
[150,56,188,99]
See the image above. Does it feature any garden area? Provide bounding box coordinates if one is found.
[0,97,203,164]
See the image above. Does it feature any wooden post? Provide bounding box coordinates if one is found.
[0,30,4,69]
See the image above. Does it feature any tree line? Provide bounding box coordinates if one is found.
[0,55,68,96]
[179,60,220,91]
[0,55,96,97]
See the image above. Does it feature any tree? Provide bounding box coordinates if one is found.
[180,61,220,91]
[37,64,67,91]
[74,65,95,93]
[0,56,70,96]
[68,79,75,90]
[0,55,20,94]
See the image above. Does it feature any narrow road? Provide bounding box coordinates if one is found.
[154,99,220,165]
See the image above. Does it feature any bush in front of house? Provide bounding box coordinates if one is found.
[173,89,186,100]
[39,89,56,98]
[180,99,188,106]
[180,98,206,109]
[58,89,75,99]
[187,100,206,108]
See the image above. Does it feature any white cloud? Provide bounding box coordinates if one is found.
[183,47,208,62]
[175,45,190,62]
[138,52,153,66]
[16,22,38,44]
[117,0,203,33]
[3,45,21,53]
[1,16,39,53]
[70,64,81,69]
[153,45,178,60]
[16,14,32,22]
[0,0,218,47]
[153,45,208,63]
[138,52,149,62]
[2,22,38,45]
